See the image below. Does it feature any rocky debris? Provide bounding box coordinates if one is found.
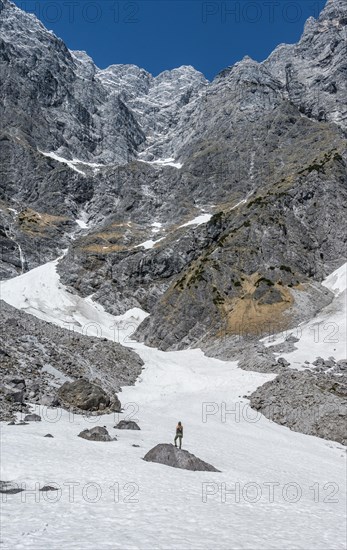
[313,356,335,369]
[268,334,300,354]
[205,337,283,373]
[143,444,220,472]
[44,434,54,438]
[268,341,298,354]
[114,420,140,430]
[0,481,24,494]
[7,390,24,403]
[78,426,115,442]
[56,379,120,413]
[40,485,59,492]
[306,357,347,374]
[336,360,347,373]
[8,378,25,390]
[277,357,290,367]
[285,334,299,344]
[0,300,143,420]
[23,414,41,422]
[249,371,347,445]
[132,444,140,448]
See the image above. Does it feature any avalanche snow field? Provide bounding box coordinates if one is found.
[0,261,346,550]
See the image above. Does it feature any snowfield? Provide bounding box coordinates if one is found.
[138,157,183,169]
[0,261,346,550]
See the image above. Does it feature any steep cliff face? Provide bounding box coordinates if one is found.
[0,0,145,164]
[97,64,208,160]
[263,0,347,130]
[0,0,346,351]
[137,146,346,350]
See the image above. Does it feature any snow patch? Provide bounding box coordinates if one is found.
[135,237,165,250]
[39,150,105,175]
[75,219,89,229]
[231,190,255,211]
[0,260,148,338]
[139,157,182,169]
[322,262,347,296]
[151,222,162,233]
[179,213,212,228]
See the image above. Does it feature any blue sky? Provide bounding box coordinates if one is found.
[14,0,327,79]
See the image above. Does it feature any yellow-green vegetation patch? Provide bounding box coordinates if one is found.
[17,208,69,235]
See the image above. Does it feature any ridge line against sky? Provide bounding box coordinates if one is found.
[12,0,327,80]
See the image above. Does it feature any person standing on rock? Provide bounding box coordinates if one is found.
[174,421,183,449]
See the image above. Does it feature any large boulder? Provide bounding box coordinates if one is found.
[114,420,140,430]
[57,379,119,412]
[0,481,24,494]
[143,444,220,472]
[78,426,114,442]
[24,414,41,422]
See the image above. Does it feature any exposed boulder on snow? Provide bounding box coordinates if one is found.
[0,481,24,494]
[277,357,290,367]
[249,370,347,445]
[23,414,41,422]
[40,485,59,492]
[143,444,220,472]
[78,426,115,442]
[57,379,118,412]
[115,420,140,430]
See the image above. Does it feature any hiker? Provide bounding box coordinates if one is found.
[174,421,183,449]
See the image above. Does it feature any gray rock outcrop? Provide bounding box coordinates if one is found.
[249,371,347,445]
[143,444,220,471]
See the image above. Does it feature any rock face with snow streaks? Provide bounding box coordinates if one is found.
[0,0,346,352]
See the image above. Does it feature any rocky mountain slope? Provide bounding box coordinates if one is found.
[0,299,143,421]
[1,0,346,354]
[249,369,347,445]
